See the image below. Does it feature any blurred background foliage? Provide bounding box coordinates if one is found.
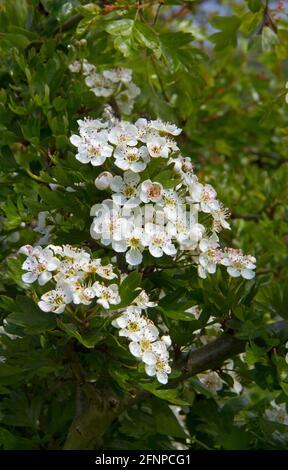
[0,0,288,450]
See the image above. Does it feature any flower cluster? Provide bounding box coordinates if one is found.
[19,245,170,384]
[69,60,140,115]
[70,114,256,278]
[112,290,171,384]
[19,244,120,313]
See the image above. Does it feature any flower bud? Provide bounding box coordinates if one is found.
[95,171,113,190]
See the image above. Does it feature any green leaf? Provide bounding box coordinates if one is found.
[247,0,263,12]
[262,26,279,52]
[210,16,241,50]
[118,272,142,308]
[141,384,190,406]
[56,320,102,349]
[133,22,161,58]
[106,19,134,37]
[6,296,56,334]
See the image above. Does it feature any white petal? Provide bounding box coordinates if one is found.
[156,372,168,384]
[38,301,52,312]
[129,342,142,358]
[22,272,38,284]
[38,271,52,286]
[241,268,255,280]
[142,351,157,365]
[149,245,163,258]
[145,364,156,377]
[227,267,240,277]
[126,249,142,266]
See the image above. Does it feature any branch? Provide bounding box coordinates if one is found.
[63,320,288,449]
[63,383,135,450]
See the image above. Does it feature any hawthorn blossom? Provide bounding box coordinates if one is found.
[71,283,96,305]
[144,346,171,384]
[114,145,149,173]
[77,117,108,138]
[188,183,220,213]
[129,325,160,359]
[198,371,223,392]
[82,259,117,280]
[112,307,148,341]
[133,289,157,309]
[111,171,140,208]
[125,228,148,266]
[103,68,132,84]
[147,136,170,159]
[145,224,177,258]
[92,282,120,309]
[21,246,59,286]
[149,119,182,136]
[108,122,138,147]
[70,133,113,166]
[69,60,82,73]
[115,83,140,115]
[85,72,114,97]
[221,248,256,279]
[38,284,72,313]
[140,180,163,203]
[198,234,223,278]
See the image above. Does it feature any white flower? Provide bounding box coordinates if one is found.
[108,122,138,147]
[266,402,288,425]
[198,234,223,278]
[115,83,140,115]
[70,133,113,166]
[69,60,82,73]
[199,371,223,392]
[90,202,131,245]
[71,283,96,305]
[185,305,202,320]
[95,171,113,190]
[112,307,147,341]
[140,180,163,203]
[173,156,194,174]
[82,259,117,280]
[21,246,60,286]
[135,118,155,143]
[114,145,149,173]
[133,289,157,309]
[147,136,170,159]
[103,68,132,84]
[82,59,96,75]
[129,324,160,358]
[92,282,120,309]
[149,119,182,136]
[159,189,183,220]
[142,338,169,365]
[77,117,108,138]
[188,183,219,213]
[111,171,140,208]
[85,72,114,97]
[144,343,171,384]
[221,248,256,279]
[145,223,177,258]
[113,227,148,266]
[38,283,72,313]
[211,204,231,232]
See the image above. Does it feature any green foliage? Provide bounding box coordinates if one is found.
[0,0,288,451]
